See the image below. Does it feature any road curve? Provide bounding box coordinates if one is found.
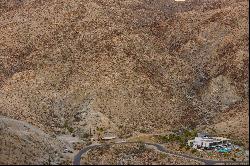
[73,142,249,165]
[73,144,101,165]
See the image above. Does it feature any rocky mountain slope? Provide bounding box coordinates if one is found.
[0,116,65,165]
[0,0,248,150]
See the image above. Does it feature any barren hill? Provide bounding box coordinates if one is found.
[0,116,65,165]
[0,0,248,147]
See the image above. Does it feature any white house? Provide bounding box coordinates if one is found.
[101,132,117,141]
[102,136,116,140]
[188,133,231,149]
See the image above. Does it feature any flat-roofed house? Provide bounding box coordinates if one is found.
[212,137,231,145]
[101,132,117,142]
[102,136,116,140]
[188,133,231,149]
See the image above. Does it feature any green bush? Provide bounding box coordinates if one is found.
[158,135,170,143]
[168,134,178,142]
[183,129,197,139]
[158,129,198,145]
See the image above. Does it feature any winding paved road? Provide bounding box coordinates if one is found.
[73,142,249,165]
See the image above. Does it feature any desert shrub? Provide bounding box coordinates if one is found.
[86,141,92,146]
[159,129,197,144]
[191,149,197,154]
[168,134,177,141]
[183,129,197,139]
[233,140,244,146]
[96,127,104,132]
[159,153,168,159]
[63,121,69,128]
[223,153,229,158]
[138,143,146,152]
[139,128,148,133]
[67,127,74,133]
[179,143,186,149]
[185,145,190,151]
[63,121,74,133]
[207,152,212,156]
[82,132,91,138]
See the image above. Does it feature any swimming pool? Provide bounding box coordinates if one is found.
[216,147,231,153]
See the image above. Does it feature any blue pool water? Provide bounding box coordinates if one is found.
[216,148,231,153]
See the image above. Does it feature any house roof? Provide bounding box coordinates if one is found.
[203,139,215,142]
[212,137,230,141]
[102,136,116,140]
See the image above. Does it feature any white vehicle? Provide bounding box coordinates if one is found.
[63,148,73,153]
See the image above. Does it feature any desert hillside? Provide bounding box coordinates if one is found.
[0,0,249,152]
[0,116,65,165]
